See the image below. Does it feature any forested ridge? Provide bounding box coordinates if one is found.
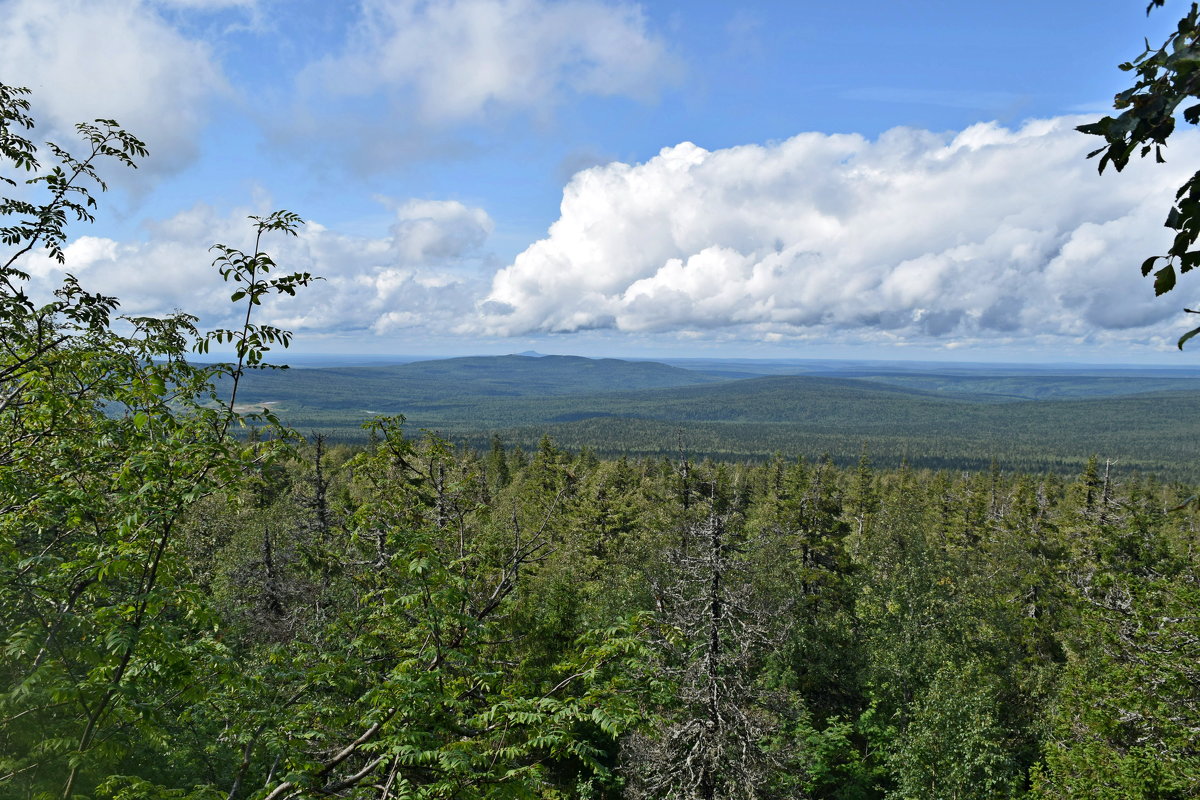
[225,365,1200,482]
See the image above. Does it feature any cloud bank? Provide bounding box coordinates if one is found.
[480,118,1198,347]
[306,0,677,122]
[33,199,493,341]
[0,0,228,176]
[22,117,1200,353]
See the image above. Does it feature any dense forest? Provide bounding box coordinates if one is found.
[4,61,1200,799]
[7,422,1200,798]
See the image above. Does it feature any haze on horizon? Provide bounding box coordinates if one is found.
[6,0,1197,364]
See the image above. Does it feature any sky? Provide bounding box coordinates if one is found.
[4,0,1199,363]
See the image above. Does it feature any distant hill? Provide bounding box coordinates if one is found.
[228,354,724,410]
[460,379,1200,478]
[842,373,1200,401]
[391,354,721,396]
[217,354,1200,479]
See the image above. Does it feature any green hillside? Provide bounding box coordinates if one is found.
[231,357,1200,480]
[228,354,722,409]
[499,389,1199,477]
[852,373,1200,401]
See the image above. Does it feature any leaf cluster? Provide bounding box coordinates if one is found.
[1079,2,1200,345]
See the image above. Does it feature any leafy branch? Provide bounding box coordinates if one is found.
[1078,1,1200,346]
[194,210,320,431]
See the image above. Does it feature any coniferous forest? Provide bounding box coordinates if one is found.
[4,32,1200,800]
[8,414,1200,798]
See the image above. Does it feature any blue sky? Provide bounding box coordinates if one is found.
[4,0,1197,362]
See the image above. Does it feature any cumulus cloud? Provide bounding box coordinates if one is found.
[20,113,1197,353]
[478,118,1199,346]
[304,0,677,123]
[0,0,226,176]
[27,199,494,340]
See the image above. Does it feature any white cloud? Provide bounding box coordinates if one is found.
[390,200,494,262]
[478,118,1200,347]
[20,111,1198,354]
[0,0,226,176]
[32,199,494,341]
[150,0,254,7]
[305,0,677,123]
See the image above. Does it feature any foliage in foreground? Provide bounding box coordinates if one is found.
[1080,0,1200,345]
[0,82,647,799]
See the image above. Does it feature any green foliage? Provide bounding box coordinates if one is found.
[0,82,309,798]
[889,664,1021,800]
[1078,1,1200,345]
[211,418,652,799]
[1032,498,1200,799]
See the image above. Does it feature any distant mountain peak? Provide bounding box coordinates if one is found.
[515,350,547,357]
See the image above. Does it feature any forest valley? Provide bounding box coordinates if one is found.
[3,77,1200,799]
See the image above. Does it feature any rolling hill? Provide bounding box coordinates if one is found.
[226,354,723,410]
[215,354,1200,480]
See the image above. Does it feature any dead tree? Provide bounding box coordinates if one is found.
[624,501,792,800]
